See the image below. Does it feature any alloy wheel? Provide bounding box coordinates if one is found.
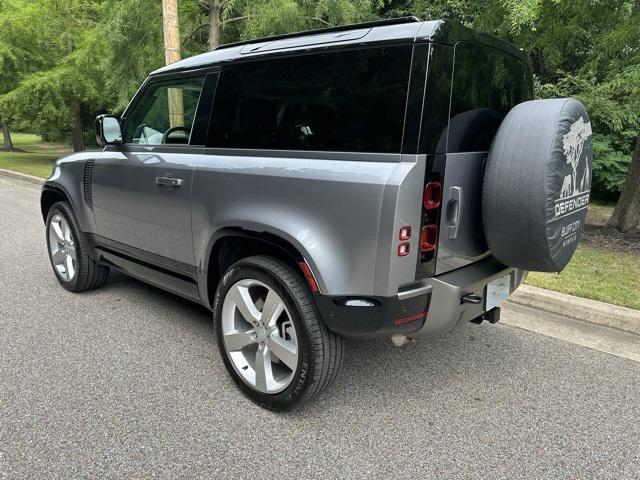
[221,279,299,394]
[48,214,77,282]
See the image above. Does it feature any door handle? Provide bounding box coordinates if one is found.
[446,186,463,239]
[155,176,183,188]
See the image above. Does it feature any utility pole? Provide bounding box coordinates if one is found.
[162,0,184,127]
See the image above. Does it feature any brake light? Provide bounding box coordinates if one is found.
[423,181,442,210]
[420,225,438,252]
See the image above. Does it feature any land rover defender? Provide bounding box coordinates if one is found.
[41,17,593,409]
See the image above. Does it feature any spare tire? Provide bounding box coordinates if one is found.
[483,98,593,272]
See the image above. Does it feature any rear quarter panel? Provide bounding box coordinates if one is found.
[191,151,424,297]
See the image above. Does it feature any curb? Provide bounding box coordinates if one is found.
[507,284,640,336]
[0,168,45,186]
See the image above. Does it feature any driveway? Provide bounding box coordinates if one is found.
[1,175,639,479]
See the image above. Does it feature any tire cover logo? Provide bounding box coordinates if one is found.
[550,115,592,256]
[553,116,592,222]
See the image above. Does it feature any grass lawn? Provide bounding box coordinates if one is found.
[526,246,640,310]
[0,133,70,178]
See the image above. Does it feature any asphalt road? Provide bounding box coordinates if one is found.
[1,175,639,479]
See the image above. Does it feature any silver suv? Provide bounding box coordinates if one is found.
[41,17,593,409]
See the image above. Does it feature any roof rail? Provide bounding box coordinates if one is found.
[215,16,422,51]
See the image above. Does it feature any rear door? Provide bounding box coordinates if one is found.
[435,43,533,274]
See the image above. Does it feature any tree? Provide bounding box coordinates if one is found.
[609,134,640,232]
[0,32,19,150]
[194,0,377,51]
[0,0,107,151]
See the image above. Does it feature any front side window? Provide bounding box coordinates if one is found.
[124,77,205,145]
[209,46,413,153]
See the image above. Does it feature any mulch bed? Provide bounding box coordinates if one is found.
[580,224,640,253]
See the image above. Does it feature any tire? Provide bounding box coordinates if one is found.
[45,201,110,292]
[212,255,343,410]
[483,98,593,272]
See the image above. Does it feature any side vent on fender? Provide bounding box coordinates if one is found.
[83,160,94,208]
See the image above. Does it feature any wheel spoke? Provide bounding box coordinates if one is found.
[65,255,75,280]
[51,249,66,265]
[61,218,72,242]
[269,334,298,370]
[228,284,261,324]
[224,329,255,351]
[51,221,64,243]
[254,347,272,392]
[261,288,284,327]
[66,244,77,260]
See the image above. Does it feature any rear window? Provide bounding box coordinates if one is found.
[448,43,533,152]
[209,46,413,153]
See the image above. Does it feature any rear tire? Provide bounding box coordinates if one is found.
[213,255,343,410]
[45,201,109,292]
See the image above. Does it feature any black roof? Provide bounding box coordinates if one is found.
[151,18,528,76]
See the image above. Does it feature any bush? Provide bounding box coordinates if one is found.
[592,135,630,199]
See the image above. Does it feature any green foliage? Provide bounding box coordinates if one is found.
[592,137,631,196]
[221,0,376,40]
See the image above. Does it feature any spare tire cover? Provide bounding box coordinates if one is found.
[483,98,593,272]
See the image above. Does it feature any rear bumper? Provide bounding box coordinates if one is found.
[410,256,526,337]
[315,256,526,339]
[315,290,431,339]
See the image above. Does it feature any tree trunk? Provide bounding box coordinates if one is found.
[71,102,85,152]
[208,0,222,51]
[608,131,640,232]
[1,123,15,151]
[162,0,184,128]
[162,0,181,65]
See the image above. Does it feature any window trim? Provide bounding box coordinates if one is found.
[203,147,403,163]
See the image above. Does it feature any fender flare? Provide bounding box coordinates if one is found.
[198,227,323,308]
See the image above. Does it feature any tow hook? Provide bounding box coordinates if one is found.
[461,293,482,304]
[470,307,501,325]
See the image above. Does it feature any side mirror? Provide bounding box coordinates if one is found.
[96,115,123,146]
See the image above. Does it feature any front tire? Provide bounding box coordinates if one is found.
[213,255,343,410]
[45,201,109,292]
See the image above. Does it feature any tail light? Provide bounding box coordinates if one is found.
[423,181,442,210]
[420,225,438,252]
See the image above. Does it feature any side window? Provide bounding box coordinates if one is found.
[448,43,533,152]
[124,76,205,145]
[209,46,413,153]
